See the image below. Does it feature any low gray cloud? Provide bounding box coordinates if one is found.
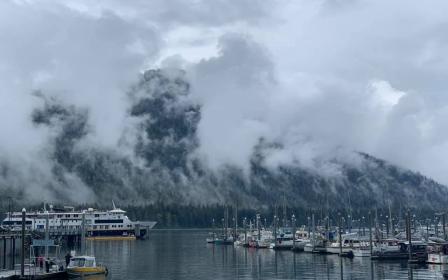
[2,0,448,204]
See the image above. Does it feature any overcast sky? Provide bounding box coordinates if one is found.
[2,0,448,185]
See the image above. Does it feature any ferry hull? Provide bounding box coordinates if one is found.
[86,235,136,241]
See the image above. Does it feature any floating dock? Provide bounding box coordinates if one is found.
[0,270,67,280]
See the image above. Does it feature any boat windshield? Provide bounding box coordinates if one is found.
[70,258,85,267]
[70,258,95,267]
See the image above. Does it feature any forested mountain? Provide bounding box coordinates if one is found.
[1,69,447,211]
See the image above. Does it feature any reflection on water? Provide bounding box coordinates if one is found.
[84,230,446,280]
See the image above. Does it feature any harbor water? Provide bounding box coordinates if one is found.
[83,230,446,280]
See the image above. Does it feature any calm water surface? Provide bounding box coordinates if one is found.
[86,230,446,280]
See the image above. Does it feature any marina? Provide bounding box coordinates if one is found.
[4,205,448,279]
[71,230,448,279]
[202,206,448,279]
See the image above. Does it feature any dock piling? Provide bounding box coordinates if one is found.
[21,208,26,278]
[2,237,5,270]
[11,237,15,269]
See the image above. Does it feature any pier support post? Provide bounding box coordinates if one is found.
[243,218,247,245]
[11,237,15,269]
[369,211,373,256]
[21,208,26,277]
[3,237,6,269]
[407,210,412,261]
[45,211,49,259]
[273,215,277,246]
[81,212,86,255]
[338,215,342,256]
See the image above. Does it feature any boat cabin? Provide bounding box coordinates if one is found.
[68,256,97,268]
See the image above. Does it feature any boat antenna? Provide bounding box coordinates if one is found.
[112,200,116,210]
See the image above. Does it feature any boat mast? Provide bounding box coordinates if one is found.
[311,213,315,251]
[388,200,393,238]
[234,204,238,240]
[292,214,296,248]
[282,196,287,228]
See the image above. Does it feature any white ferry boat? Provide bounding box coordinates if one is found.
[1,203,156,239]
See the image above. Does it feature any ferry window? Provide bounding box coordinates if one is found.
[95,214,100,218]
[57,215,62,218]
[65,214,70,218]
[73,214,79,217]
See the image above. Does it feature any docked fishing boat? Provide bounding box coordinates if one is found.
[292,230,311,252]
[248,229,273,248]
[427,243,448,264]
[353,247,371,257]
[234,231,254,247]
[67,256,108,277]
[206,232,217,243]
[304,242,328,254]
[214,237,234,245]
[372,240,427,262]
[325,233,362,254]
[270,228,294,250]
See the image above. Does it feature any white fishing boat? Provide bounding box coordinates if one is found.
[249,229,273,248]
[292,230,311,252]
[270,229,294,250]
[427,243,448,264]
[304,243,314,253]
[371,238,401,257]
[325,233,362,254]
[353,247,371,257]
[67,256,108,277]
